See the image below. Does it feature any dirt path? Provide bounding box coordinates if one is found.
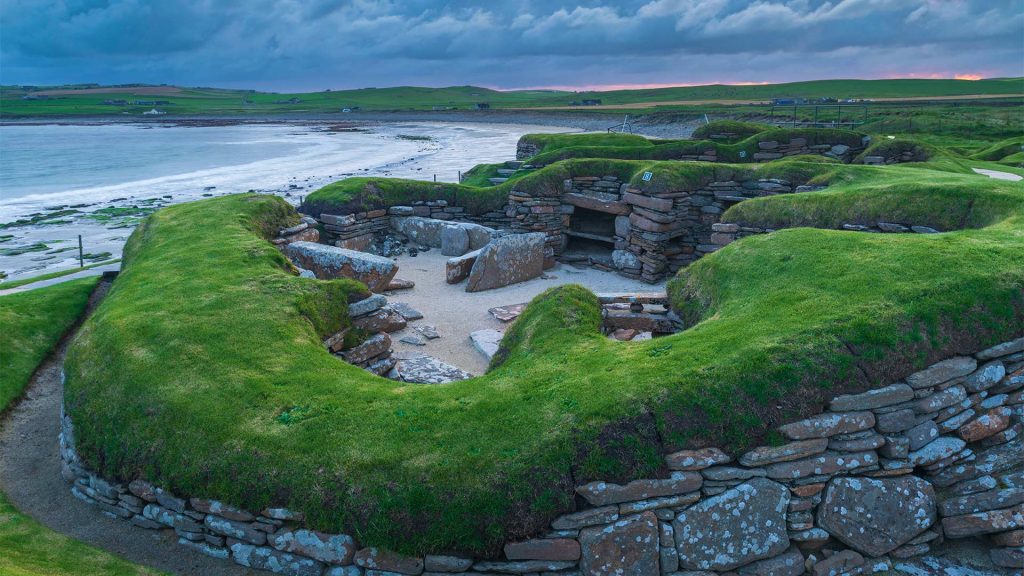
[0,281,255,575]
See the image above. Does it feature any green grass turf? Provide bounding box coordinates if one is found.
[0,260,120,290]
[63,148,1024,555]
[4,78,1022,117]
[0,277,97,411]
[0,277,162,576]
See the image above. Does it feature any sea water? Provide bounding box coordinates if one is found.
[0,121,569,280]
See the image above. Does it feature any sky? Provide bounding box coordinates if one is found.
[2,0,1023,92]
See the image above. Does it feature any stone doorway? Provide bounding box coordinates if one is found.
[565,207,617,262]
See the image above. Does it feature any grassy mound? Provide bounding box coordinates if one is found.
[524,127,864,165]
[0,277,163,576]
[65,158,1024,555]
[971,136,1024,164]
[691,120,772,142]
[0,277,98,412]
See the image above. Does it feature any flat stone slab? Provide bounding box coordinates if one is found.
[469,329,503,361]
[489,303,528,322]
[389,354,473,384]
[817,476,936,557]
[286,241,397,292]
[595,292,668,306]
[390,302,423,321]
[673,478,790,571]
[466,233,545,292]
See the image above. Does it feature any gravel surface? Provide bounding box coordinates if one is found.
[383,251,667,375]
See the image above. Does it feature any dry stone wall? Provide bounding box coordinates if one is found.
[508,175,818,282]
[515,135,868,164]
[61,337,1024,575]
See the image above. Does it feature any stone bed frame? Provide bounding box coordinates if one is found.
[60,337,1024,575]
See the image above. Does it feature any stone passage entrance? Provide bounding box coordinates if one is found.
[565,206,617,263]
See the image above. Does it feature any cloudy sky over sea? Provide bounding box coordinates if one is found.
[3,0,1022,90]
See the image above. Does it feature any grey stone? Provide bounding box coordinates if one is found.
[189,498,255,522]
[390,302,423,321]
[777,411,875,440]
[817,475,936,556]
[739,439,829,467]
[230,541,326,576]
[469,329,503,361]
[178,538,230,559]
[829,384,914,411]
[348,294,388,318]
[941,503,1024,538]
[440,225,470,256]
[906,420,940,451]
[579,511,659,576]
[268,529,356,565]
[391,216,446,247]
[911,226,939,234]
[142,503,202,532]
[765,450,878,480]
[907,437,965,467]
[666,447,731,470]
[354,547,424,574]
[875,409,917,433]
[445,249,481,284]
[399,335,425,346]
[472,559,576,573]
[286,242,398,292]
[990,547,1024,569]
[906,357,977,389]
[964,361,1006,393]
[423,555,474,572]
[673,478,790,571]
[911,385,966,414]
[205,515,267,545]
[611,249,640,271]
[577,475,702,506]
[466,233,545,292]
[389,355,472,384]
[415,325,440,340]
[551,506,618,530]
[737,546,805,576]
[938,488,1024,517]
[977,337,1024,360]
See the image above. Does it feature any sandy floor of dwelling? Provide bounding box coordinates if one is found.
[382,250,667,376]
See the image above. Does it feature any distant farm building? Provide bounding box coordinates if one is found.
[143,108,166,115]
[772,97,808,105]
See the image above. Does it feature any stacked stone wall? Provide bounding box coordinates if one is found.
[507,176,819,282]
[319,201,511,250]
[61,338,1024,575]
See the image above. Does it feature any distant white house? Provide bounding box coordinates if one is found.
[143,108,166,115]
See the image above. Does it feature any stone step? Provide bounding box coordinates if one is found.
[504,160,524,169]
[488,177,509,185]
[496,169,517,176]
[596,292,669,306]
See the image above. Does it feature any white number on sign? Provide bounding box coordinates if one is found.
[642,171,653,181]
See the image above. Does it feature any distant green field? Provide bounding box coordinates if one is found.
[2,78,1022,117]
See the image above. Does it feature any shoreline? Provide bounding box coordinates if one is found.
[0,109,701,138]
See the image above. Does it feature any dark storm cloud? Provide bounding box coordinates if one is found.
[2,0,1022,89]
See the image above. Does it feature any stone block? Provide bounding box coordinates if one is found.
[579,511,659,576]
[777,411,875,440]
[230,541,326,576]
[466,233,545,292]
[286,242,397,292]
[269,529,356,565]
[440,225,469,256]
[816,475,936,556]
[674,478,790,571]
[503,538,580,561]
[906,357,977,389]
[445,248,481,284]
[577,475,701,506]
